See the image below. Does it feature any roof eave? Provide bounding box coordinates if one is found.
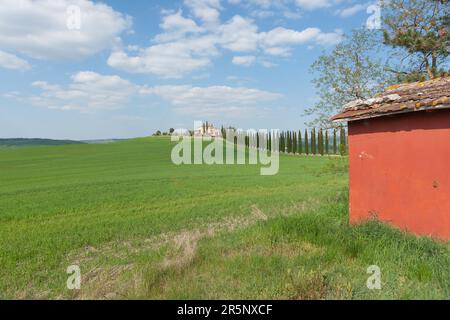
[331,104,450,123]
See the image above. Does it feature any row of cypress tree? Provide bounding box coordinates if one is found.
[276,127,347,156]
[225,127,347,156]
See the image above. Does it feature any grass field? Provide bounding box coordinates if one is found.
[0,137,448,299]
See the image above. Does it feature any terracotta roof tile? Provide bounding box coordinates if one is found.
[331,77,450,122]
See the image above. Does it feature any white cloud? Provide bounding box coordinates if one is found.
[228,0,302,20]
[0,50,30,71]
[0,0,131,60]
[108,35,218,79]
[142,85,281,117]
[315,29,344,45]
[13,71,282,118]
[219,15,260,52]
[232,55,256,66]
[295,0,334,10]
[336,3,369,17]
[108,6,344,78]
[29,72,139,112]
[260,27,343,48]
[264,47,292,56]
[155,10,204,42]
[184,0,222,24]
[261,27,320,47]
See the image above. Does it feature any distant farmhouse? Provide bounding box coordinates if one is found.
[194,122,222,137]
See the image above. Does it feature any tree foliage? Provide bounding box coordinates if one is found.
[382,0,449,81]
[306,28,393,128]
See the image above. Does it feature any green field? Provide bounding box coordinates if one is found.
[0,137,448,299]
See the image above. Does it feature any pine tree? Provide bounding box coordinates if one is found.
[382,0,449,81]
[305,129,309,155]
[298,130,302,155]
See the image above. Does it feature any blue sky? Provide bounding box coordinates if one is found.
[0,0,375,140]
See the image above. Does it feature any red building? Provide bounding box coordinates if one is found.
[331,77,450,239]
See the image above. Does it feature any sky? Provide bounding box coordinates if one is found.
[0,0,377,140]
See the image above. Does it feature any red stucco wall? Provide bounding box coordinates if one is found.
[348,109,450,239]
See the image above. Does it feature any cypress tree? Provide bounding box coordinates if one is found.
[333,128,337,154]
[305,129,309,155]
[288,131,291,153]
[339,127,346,156]
[286,131,289,153]
[268,132,272,152]
[277,131,281,153]
[325,130,329,155]
[321,129,325,155]
[298,130,302,155]
[289,131,292,154]
[318,128,323,156]
[280,132,284,153]
[290,131,293,153]
[317,129,321,155]
[293,132,297,154]
[292,131,295,154]
[279,132,282,152]
[311,128,316,155]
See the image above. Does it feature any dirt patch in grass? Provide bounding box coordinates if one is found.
[63,200,318,299]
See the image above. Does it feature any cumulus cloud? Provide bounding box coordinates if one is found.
[108,35,218,79]
[155,10,204,42]
[29,72,139,112]
[0,0,131,60]
[261,27,321,47]
[109,7,344,78]
[11,71,282,118]
[336,3,369,17]
[295,0,336,10]
[184,0,222,24]
[141,85,282,117]
[218,15,261,52]
[232,56,257,66]
[0,50,31,71]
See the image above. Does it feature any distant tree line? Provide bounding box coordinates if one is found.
[222,127,347,156]
[155,123,348,156]
[275,127,347,156]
